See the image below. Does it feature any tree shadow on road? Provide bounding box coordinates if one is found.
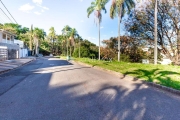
[1,59,180,120]
[41,80,180,120]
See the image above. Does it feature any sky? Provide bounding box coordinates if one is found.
[0,0,134,45]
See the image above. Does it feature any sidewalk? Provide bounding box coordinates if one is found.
[0,57,35,74]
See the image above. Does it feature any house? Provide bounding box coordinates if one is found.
[14,40,28,58]
[0,29,19,61]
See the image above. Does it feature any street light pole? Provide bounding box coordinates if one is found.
[79,38,80,58]
[66,36,68,58]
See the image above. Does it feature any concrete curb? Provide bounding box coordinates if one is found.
[0,58,36,75]
[72,60,180,96]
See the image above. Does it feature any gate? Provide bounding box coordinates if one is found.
[0,46,8,61]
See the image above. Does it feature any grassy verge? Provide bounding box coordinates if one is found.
[74,58,180,90]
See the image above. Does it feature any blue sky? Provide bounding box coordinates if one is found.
[0,0,130,45]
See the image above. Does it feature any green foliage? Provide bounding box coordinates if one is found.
[81,46,90,57]
[40,40,51,51]
[87,0,109,20]
[119,54,130,62]
[110,0,135,19]
[18,33,30,47]
[73,40,98,58]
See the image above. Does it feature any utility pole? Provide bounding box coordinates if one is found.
[79,38,80,58]
[67,36,68,57]
[98,19,101,60]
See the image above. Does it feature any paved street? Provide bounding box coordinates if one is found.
[0,58,34,74]
[0,57,180,120]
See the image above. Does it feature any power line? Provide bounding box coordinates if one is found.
[0,7,13,23]
[0,0,17,24]
[0,9,7,23]
[0,16,5,23]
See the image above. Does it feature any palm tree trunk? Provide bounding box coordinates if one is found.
[118,5,122,62]
[98,18,101,60]
[154,0,158,65]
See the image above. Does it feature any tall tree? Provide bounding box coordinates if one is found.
[87,0,109,60]
[33,28,45,55]
[62,25,72,57]
[110,0,135,61]
[57,35,66,55]
[69,28,78,56]
[48,27,56,54]
[77,35,83,58]
[125,0,180,64]
[28,25,33,52]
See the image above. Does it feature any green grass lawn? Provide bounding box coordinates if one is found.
[74,58,180,90]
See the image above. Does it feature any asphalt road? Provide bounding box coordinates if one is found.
[0,57,180,120]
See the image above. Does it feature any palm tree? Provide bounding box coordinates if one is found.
[69,28,78,56]
[87,0,109,60]
[110,0,135,61]
[48,27,56,55]
[77,35,83,58]
[57,35,66,55]
[27,25,33,55]
[62,25,72,57]
[33,28,45,55]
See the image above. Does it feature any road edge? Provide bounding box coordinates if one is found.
[71,60,180,96]
[0,58,36,75]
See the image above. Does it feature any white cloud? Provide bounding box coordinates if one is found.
[19,3,34,12]
[37,4,49,10]
[100,26,104,29]
[33,0,42,4]
[34,11,41,15]
[80,0,83,2]
[80,20,84,23]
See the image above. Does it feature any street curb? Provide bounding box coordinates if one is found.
[72,60,180,96]
[0,58,36,75]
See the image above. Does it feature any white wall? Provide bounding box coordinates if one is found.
[14,40,24,48]
[0,32,2,42]
[19,48,28,58]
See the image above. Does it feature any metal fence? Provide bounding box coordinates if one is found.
[0,46,8,61]
[0,43,19,61]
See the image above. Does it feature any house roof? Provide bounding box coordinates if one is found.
[0,29,16,36]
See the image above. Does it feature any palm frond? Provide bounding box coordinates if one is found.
[110,4,116,19]
[87,6,95,18]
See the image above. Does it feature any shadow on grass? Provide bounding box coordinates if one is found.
[124,69,180,90]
